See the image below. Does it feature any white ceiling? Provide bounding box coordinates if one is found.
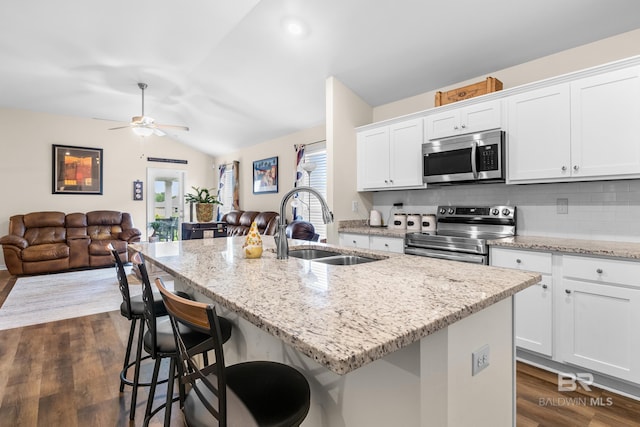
[2,0,640,156]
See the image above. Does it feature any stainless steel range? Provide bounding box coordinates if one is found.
[404,205,516,264]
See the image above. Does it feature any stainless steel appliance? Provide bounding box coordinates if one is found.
[404,205,516,264]
[422,129,505,185]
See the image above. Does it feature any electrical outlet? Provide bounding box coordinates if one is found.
[352,200,359,212]
[472,344,490,376]
[557,198,569,214]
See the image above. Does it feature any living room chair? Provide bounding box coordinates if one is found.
[155,277,311,427]
[136,257,233,427]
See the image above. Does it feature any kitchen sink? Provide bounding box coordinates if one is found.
[288,248,379,265]
[311,255,377,265]
[288,249,341,260]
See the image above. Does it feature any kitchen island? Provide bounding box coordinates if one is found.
[130,237,540,427]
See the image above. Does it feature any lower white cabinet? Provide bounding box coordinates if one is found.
[339,233,404,254]
[559,256,640,384]
[490,248,553,357]
[491,246,640,386]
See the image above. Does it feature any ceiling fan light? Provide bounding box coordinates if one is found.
[132,126,154,137]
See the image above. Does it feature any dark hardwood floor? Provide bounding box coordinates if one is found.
[1,269,639,426]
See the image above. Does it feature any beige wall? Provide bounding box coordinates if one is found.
[374,29,640,122]
[0,108,215,249]
[213,124,326,215]
[325,76,374,243]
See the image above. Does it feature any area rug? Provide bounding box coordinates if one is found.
[0,266,146,331]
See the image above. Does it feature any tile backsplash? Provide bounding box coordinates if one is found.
[372,179,640,242]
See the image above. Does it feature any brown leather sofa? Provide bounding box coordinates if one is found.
[0,210,141,276]
[221,210,279,236]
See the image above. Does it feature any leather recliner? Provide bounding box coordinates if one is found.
[221,210,279,236]
[0,210,141,276]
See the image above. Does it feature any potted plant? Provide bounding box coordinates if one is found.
[149,221,162,242]
[185,186,222,222]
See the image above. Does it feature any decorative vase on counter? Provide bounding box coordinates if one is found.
[196,203,215,223]
[243,221,263,258]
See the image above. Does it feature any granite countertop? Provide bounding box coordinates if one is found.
[338,220,409,238]
[489,236,640,260]
[130,237,539,375]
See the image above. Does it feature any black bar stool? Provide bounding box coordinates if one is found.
[136,256,233,426]
[155,277,311,427]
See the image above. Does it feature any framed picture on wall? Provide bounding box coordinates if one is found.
[253,156,278,194]
[52,144,103,195]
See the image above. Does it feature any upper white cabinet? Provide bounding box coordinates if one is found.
[508,66,640,183]
[507,84,571,182]
[570,67,640,178]
[357,118,424,191]
[425,99,502,140]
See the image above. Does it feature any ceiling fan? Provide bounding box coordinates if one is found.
[105,83,189,137]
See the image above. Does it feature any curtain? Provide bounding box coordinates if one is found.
[292,144,305,220]
[216,161,240,221]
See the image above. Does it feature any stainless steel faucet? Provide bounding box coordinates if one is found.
[275,186,333,259]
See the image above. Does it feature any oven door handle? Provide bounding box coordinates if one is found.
[471,141,478,179]
[404,247,486,264]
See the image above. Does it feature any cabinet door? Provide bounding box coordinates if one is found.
[571,66,640,178]
[560,279,640,383]
[514,275,553,356]
[338,233,369,249]
[507,84,571,182]
[461,100,502,134]
[357,127,390,190]
[389,119,424,188]
[370,236,404,253]
[490,248,553,356]
[425,109,460,140]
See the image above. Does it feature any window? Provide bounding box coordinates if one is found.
[300,143,327,240]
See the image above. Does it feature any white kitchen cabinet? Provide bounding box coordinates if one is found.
[559,255,640,384]
[369,235,404,253]
[490,248,553,357]
[339,233,404,254]
[338,233,370,249]
[506,84,571,182]
[570,66,640,179]
[357,118,424,191]
[508,66,640,183]
[425,99,501,140]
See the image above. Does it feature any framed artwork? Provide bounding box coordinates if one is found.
[52,144,103,195]
[253,156,278,194]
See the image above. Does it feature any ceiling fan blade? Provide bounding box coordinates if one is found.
[153,128,167,137]
[156,123,190,131]
[94,117,127,123]
[108,125,131,130]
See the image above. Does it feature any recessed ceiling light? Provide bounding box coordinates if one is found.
[282,17,308,38]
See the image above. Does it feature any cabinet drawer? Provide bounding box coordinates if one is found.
[563,255,640,287]
[338,233,369,249]
[370,236,404,253]
[490,247,552,274]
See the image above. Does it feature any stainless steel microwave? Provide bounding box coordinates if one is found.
[422,130,505,184]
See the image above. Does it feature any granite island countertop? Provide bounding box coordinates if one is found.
[130,237,540,375]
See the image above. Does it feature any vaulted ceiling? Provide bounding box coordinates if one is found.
[2,0,640,156]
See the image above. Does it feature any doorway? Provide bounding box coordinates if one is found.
[146,168,186,241]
